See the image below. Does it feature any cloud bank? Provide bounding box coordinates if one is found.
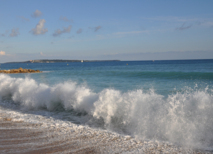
[53,25,72,36]
[99,51,213,61]
[31,10,42,18]
[30,19,48,35]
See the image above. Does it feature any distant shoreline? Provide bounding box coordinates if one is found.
[4,59,120,64]
[3,59,213,64]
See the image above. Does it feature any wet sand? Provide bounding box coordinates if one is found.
[0,116,212,154]
[0,117,98,154]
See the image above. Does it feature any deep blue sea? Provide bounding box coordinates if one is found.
[1,59,213,150]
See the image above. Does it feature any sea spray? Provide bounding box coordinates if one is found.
[0,74,213,149]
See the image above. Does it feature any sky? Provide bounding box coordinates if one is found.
[0,0,213,62]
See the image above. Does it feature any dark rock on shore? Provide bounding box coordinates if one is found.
[0,67,41,73]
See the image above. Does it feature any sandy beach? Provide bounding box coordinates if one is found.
[0,116,98,154]
[0,114,212,154]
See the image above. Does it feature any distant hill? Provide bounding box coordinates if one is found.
[5,59,120,64]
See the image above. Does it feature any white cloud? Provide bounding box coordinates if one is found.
[89,26,102,32]
[199,21,213,27]
[30,19,48,35]
[0,30,9,37]
[10,28,20,37]
[0,51,6,56]
[142,16,213,30]
[142,16,199,23]
[76,28,83,34]
[0,33,5,37]
[176,23,192,31]
[114,30,148,35]
[94,26,101,32]
[59,16,72,22]
[18,16,30,22]
[31,10,42,18]
[53,25,72,36]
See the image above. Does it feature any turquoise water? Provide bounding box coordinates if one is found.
[2,59,213,94]
[1,59,213,149]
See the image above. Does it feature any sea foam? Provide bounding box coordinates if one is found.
[0,74,213,149]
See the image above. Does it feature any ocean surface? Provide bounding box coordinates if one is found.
[1,59,213,152]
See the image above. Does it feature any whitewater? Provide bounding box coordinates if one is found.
[0,60,213,153]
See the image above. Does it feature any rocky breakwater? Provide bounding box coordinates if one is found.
[0,67,41,73]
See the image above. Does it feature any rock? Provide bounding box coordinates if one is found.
[3,118,12,121]
[0,68,42,74]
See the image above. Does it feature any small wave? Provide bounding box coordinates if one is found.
[0,74,213,149]
[106,71,213,80]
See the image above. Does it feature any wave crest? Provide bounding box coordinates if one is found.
[0,74,213,149]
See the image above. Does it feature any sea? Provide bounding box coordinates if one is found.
[0,59,213,153]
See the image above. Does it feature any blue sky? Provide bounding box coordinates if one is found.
[0,0,213,62]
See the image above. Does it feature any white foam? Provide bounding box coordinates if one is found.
[0,74,213,150]
[0,106,205,153]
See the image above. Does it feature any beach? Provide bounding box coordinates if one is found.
[0,113,212,154]
[0,113,100,154]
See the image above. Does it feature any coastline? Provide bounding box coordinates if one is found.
[0,113,211,154]
[4,59,120,64]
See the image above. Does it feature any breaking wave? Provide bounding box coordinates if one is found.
[0,74,213,149]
